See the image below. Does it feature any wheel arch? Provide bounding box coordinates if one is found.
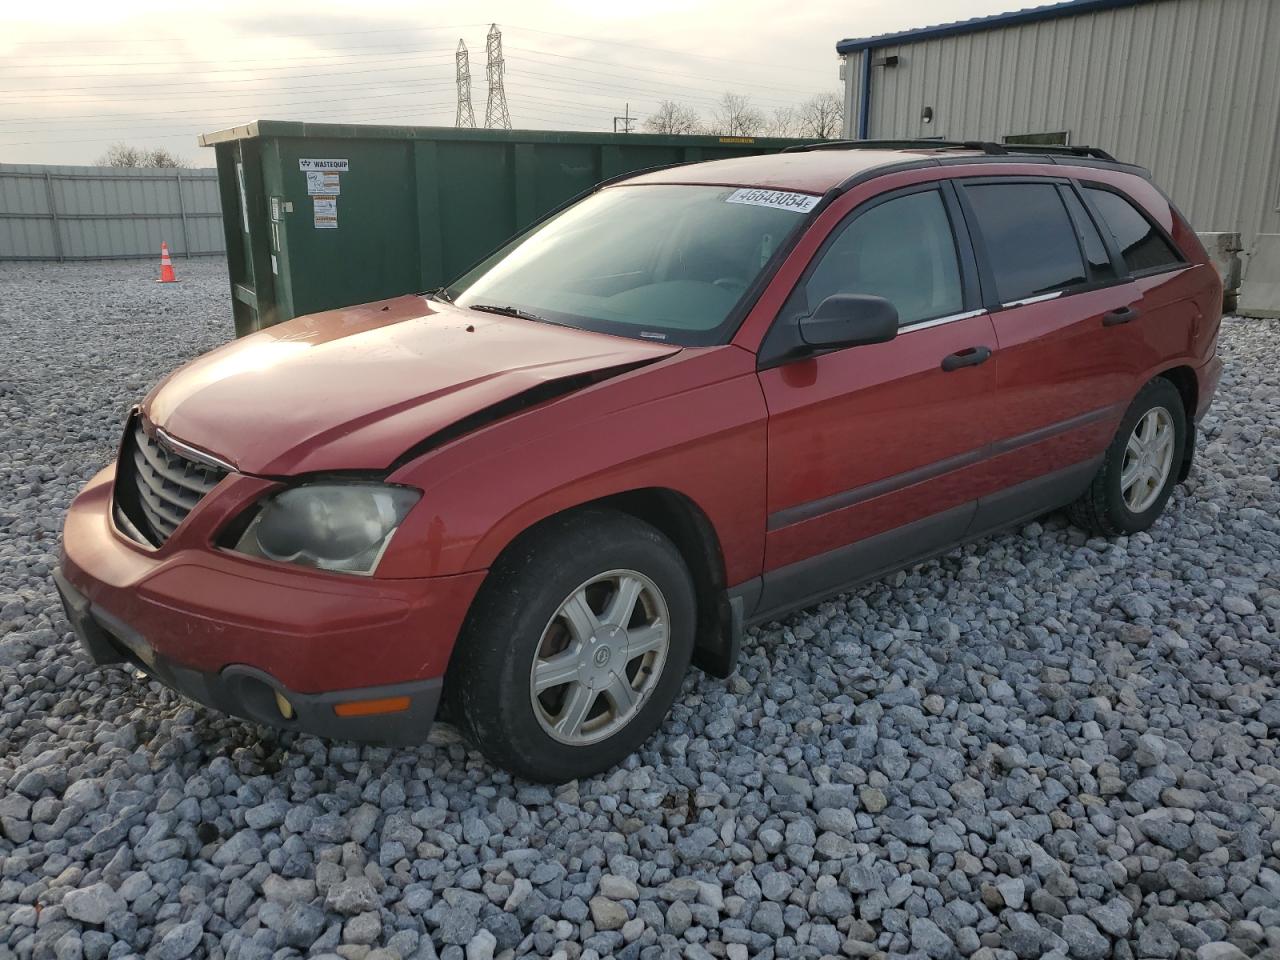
[598,488,738,678]
[457,487,740,683]
[1153,363,1198,481]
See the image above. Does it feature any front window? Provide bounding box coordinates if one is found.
[447,184,815,346]
[798,188,964,327]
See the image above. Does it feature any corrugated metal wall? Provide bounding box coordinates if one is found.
[850,0,1280,260]
[0,164,224,261]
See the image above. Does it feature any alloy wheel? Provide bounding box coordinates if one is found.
[1121,406,1175,513]
[529,569,670,745]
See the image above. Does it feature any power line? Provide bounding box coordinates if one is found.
[0,23,836,152]
[0,70,462,107]
[0,66,708,119]
[0,90,611,135]
[0,100,629,149]
[0,77,462,121]
[502,25,832,77]
[0,73,802,128]
[0,105,455,148]
[504,63,795,110]
[9,23,488,45]
[2,43,819,104]
[8,20,830,81]
[0,89,464,135]
[0,67,822,132]
[2,60,811,112]
[0,59,460,96]
[2,34,833,108]
[506,45,829,97]
[0,46,458,74]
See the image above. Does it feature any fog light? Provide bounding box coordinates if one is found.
[333,695,411,718]
[274,690,295,720]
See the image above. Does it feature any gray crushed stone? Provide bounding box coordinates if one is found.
[1,260,1279,959]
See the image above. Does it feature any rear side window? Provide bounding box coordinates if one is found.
[802,189,964,326]
[1061,188,1117,283]
[1084,187,1184,274]
[963,182,1087,303]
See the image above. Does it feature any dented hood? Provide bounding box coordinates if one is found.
[142,296,680,475]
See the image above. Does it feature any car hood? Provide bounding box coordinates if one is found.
[142,296,680,476]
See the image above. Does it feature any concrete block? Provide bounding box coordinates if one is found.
[1197,231,1242,311]
[1238,233,1280,319]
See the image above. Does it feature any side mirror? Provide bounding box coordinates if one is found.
[798,294,899,350]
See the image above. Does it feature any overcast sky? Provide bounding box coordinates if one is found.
[2,0,1024,165]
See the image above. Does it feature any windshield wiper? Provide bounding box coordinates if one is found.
[424,286,453,303]
[466,303,558,325]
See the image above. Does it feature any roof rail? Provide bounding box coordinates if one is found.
[998,143,1117,161]
[781,138,989,153]
[782,138,1117,163]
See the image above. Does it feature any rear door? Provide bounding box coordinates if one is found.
[955,177,1142,529]
[755,183,998,616]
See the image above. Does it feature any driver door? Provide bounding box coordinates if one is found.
[755,183,999,614]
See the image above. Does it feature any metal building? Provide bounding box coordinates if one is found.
[837,0,1280,315]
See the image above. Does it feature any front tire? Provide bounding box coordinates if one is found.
[1068,378,1186,536]
[446,509,696,782]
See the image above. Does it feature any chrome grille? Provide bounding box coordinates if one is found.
[115,421,225,545]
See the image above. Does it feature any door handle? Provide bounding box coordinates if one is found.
[941,345,992,372]
[1103,305,1140,326]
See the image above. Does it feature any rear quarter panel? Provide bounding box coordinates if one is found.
[377,346,768,585]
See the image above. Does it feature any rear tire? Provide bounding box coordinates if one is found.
[1068,378,1186,536]
[445,509,696,782]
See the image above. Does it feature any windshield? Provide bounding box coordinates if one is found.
[447,184,816,346]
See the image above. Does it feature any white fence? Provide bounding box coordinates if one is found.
[0,163,225,261]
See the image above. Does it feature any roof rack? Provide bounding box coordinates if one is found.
[999,142,1117,161]
[782,138,1117,162]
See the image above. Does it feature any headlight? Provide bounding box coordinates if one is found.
[231,482,420,575]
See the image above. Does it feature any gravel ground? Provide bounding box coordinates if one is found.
[2,258,1279,960]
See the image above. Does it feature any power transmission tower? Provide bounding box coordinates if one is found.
[484,23,512,130]
[455,39,476,128]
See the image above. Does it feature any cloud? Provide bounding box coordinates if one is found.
[0,0,1023,164]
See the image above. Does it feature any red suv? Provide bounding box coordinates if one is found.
[56,141,1222,781]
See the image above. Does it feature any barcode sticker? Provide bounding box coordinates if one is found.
[726,188,820,214]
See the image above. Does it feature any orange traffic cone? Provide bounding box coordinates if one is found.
[156,242,179,283]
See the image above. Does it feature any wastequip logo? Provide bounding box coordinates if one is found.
[297,159,349,171]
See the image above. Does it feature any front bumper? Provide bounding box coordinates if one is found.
[57,465,487,744]
[54,568,441,744]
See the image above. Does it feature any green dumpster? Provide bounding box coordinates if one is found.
[199,121,817,336]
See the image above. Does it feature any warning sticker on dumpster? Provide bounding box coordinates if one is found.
[305,170,341,196]
[299,158,348,171]
[725,188,820,214]
[313,196,338,229]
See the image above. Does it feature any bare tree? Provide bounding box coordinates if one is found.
[768,106,799,138]
[98,142,188,168]
[796,93,844,139]
[143,148,188,168]
[710,92,766,137]
[644,100,703,135]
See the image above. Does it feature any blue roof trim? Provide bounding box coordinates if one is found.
[836,0,1152,53]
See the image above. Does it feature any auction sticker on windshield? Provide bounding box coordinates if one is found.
[726,188,820,213]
